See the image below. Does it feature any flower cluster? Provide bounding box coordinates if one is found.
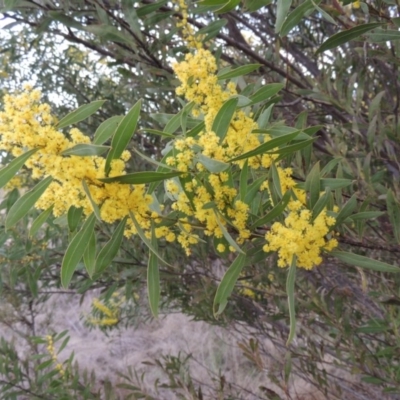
[169,0,338,266]
[0,87,154,235]
[46,335,65,378]
[263,201,338,269]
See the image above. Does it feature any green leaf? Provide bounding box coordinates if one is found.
[217,64,261,81]
[139,128,175,138]
[335,194,357,225]
[275,0,292,34]
[29,205,54,237]
[0,148,38,189]
[320,178,352,190]
[286,256,297,346]
[240,160,248,201]
[61,144,109,157]
[187,121,205,138]
[83,231,96,278]
[387,190,400,243]
[251,190,291,229]
[164,111,182,135]
[147,224,160,318]
[213,253,246,315]
[67,206,83,232]
[48,11,83,29]
[212,98,238,143]
[305,162,320,209]
[214,210,245,254]
[197,18,227,41]
[196,154,230,173]
[243,0,273,11]
[129,211,171,266]
[105,99,142,174]
[349,211,385,221]
[316,23,383,54]
[331,251,400,273]
[229,131,300,162]
[321,157,342,176]
[93,116,122,145]
[273,138,315,160]
[5,176,53,230]
[56,100,106,130]
[280,0,316,37]
[312,187,331,220]
[366,29,400,42]
[95,217,127,275]
[61,213,96,288]
[250,83,284,104]
[82,180,102,221]
[136,0,168,17]
[99,171,182,184]
[214,0,240,13]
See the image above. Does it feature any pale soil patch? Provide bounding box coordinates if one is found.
[0,288,389,400]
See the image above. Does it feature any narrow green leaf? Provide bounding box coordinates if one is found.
[139,128,175,138]
[132,147,174,170]
[214,0,240,13]
[251,190,291,229]
[136,0,168,17]
[312,187,331,220]
[387,190,400,243]
[0,148,39,189]
[244,176,265,205]
[95,217,127,275]
[61,144,109,157]
[61,213,96,288]
[180,102,194,135]
[217,64,261,81]
[366,29,400,42]
[320,178,352,190]
[82,180,102,220]
[331,250,400,273]
[350,211,385,221]
[148,224,160,318]
[56,100,106,130]
[196,154,230,173]
[187,120,205,138]
[305,162,320,209]
[240,160,248,201]
[164,111,182,135]
[105,99,142,174]
[29,205,54,237]
[93,116,122,145]
[316,23,383,54]
[212,98,238,143]
[250,83,284,104]
[197,18,227,41]
[83,231,96,278]
[229,131,300,162]
[335,194,357,225]
[67,206,83,232]
[99,171,182,184]
[286,256,297,346]
[129,211,171,266]
[275,0,292,33]
[270,163,282,199]
[214,210,245,254]
[213,253,246,315]
[272,138,315,159]
[321,157,342,176]
[6,176,53,230]
[280,0,315,37]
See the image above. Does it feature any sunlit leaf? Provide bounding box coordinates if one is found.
[331,250,400,273]
[212,98,238,142]
[217,64,261,80]
[148,223,160,318]
[316,23,383,54]
[105,99,142,174]
[213,253,246,315]
[61,213,96,288]
[61,144,109,157]
[6,176,53,230]
[0,148,38,189]
[95,217,127,275]
[56,100,106,130]
[93,116,122,145]
[99,171,182,184]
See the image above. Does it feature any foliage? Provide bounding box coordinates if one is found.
[0,0,400,398]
